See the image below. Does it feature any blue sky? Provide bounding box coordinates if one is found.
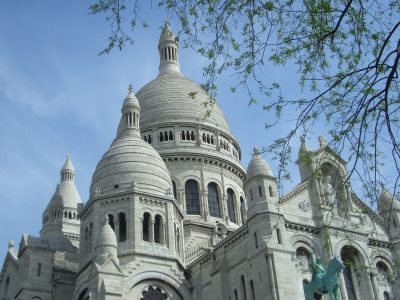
[0,2,337,263]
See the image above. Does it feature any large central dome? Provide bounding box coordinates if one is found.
[136,73,230,131]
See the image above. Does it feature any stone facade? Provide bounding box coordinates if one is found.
[1,24,400,300]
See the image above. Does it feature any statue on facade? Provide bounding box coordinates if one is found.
[318,135,328,147]
[304,250,344,300]
[322,175,336,207]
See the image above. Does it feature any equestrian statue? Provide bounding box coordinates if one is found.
[303,248,345,300]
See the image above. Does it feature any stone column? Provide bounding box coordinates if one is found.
[339,272,349,300]
[174,125,180,146]
[150,219,155,243]
[350,267,360,299]
[125,217,129,241]
[390,280,399,300]
[162,222,166,246]
[140,217,144,240]
[266,253,278,300]
[371,272,380,299]
[114,219,120,242]
[366,272,377,299]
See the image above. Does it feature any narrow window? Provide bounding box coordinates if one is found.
[37,263,41,276]
[69,211,72,219]
[250,190,253,201]
[5,277,9,294]
[254,232,258,248]
[186,131,190,140]
[393,218,397,228]
[384,292,390,300]
[119,212,127,242]
[269,186,273,197]
[64,211,67,218]
[144,136,147,142]
[211,135,214,145]
[169,131,174,140]
[114,184,119,188]
[250,280,255,300]
[234,290,238,300]
[191,131,195,140]
[154,215,162,244]
[208,183,221,217]
[160,132,164,142]
[164,131,168,141]
[241,275,247,300]
[185,180,200,215]
[227,188,236,223]
[108,214,115,231]
[182,130,186,140]
[143,213,150,242]
[148,134,152,144]
[276,228,282,244]
[172,181,177,199]
[259,186,262,197]
[176,227,181,254]
[240,197,246,224]
[203,133,206,142]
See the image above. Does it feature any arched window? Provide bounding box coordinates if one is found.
[241,275,247,300]
[234,290,238,300]
[5,276,9,294]
[211,135,214,145]
[154,215,162,244]
[169,131,174,140]
[119,212,127,242]
[227,188,236,223]
[203,133,206,142]
[164,131,168,141]
[69,211,72,219]
[186,131,190,140]
[140,286,168,300]
[159,132,164,142]
[341,246,358,300]
[208,183,221,218]
[185,180,200,215]
[182,130,186,140]
[148,134,152,144]
[37,263,41,276]
[276,228,282,244]
[143,213,150,242]
[190,131,195,140]
[240,197,246,224]
[258,186,262,197]
[144,135,147,142]
[172,181,177,199]
[384,291,390,300]
[108,214,115,231]
[250,280,255,300]
[64,211,67,218]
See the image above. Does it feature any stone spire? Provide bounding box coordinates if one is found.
[116,84,141,139]
[158,18,180,75]
[61,154,75,183]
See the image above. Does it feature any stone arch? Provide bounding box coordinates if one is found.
[124,271,191,300]
[334,239,370,266]
[289,235,323,257]
[75,286,90,300]
[371,250,395,269]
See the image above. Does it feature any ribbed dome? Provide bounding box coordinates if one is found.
[96,218,118,249]
[136,73,230,131]
[90,134,173,197]
[61,156,75,172]
[378,184,400,214]
[122,87,140,109]
[46,186,64,209]
[246,147,273,178]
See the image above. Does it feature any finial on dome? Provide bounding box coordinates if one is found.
[103,215,109,226]
[128,84,133,93]
[56,184,60,191]
[253,146,260,156]
[381,182,385,189]
[158,19,180,75]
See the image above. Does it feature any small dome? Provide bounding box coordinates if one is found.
[96,217,117,249]
[159,20,176,44]
[246,146,273,178]
[122,85,140,110]
[61,155,75,172]
[378,183,400,214]
[46,185,64,209]
[58,181,82,208]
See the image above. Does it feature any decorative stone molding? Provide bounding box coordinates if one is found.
[299,200,311,212]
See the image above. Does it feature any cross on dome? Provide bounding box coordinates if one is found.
[129,84,133,93]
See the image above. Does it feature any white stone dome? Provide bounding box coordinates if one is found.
[136,73,230,131]
[90,91,173,197]
[378,183,400,214]
[246,147,273,179]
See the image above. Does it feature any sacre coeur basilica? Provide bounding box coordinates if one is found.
[1,25,400,300]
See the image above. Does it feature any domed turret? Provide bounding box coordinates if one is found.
[90,86,173,198]
[378,183,400,219]
[95,216,119,265]
[158,18,180,75]
[244,147,278,219]
[247,146,273,179]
